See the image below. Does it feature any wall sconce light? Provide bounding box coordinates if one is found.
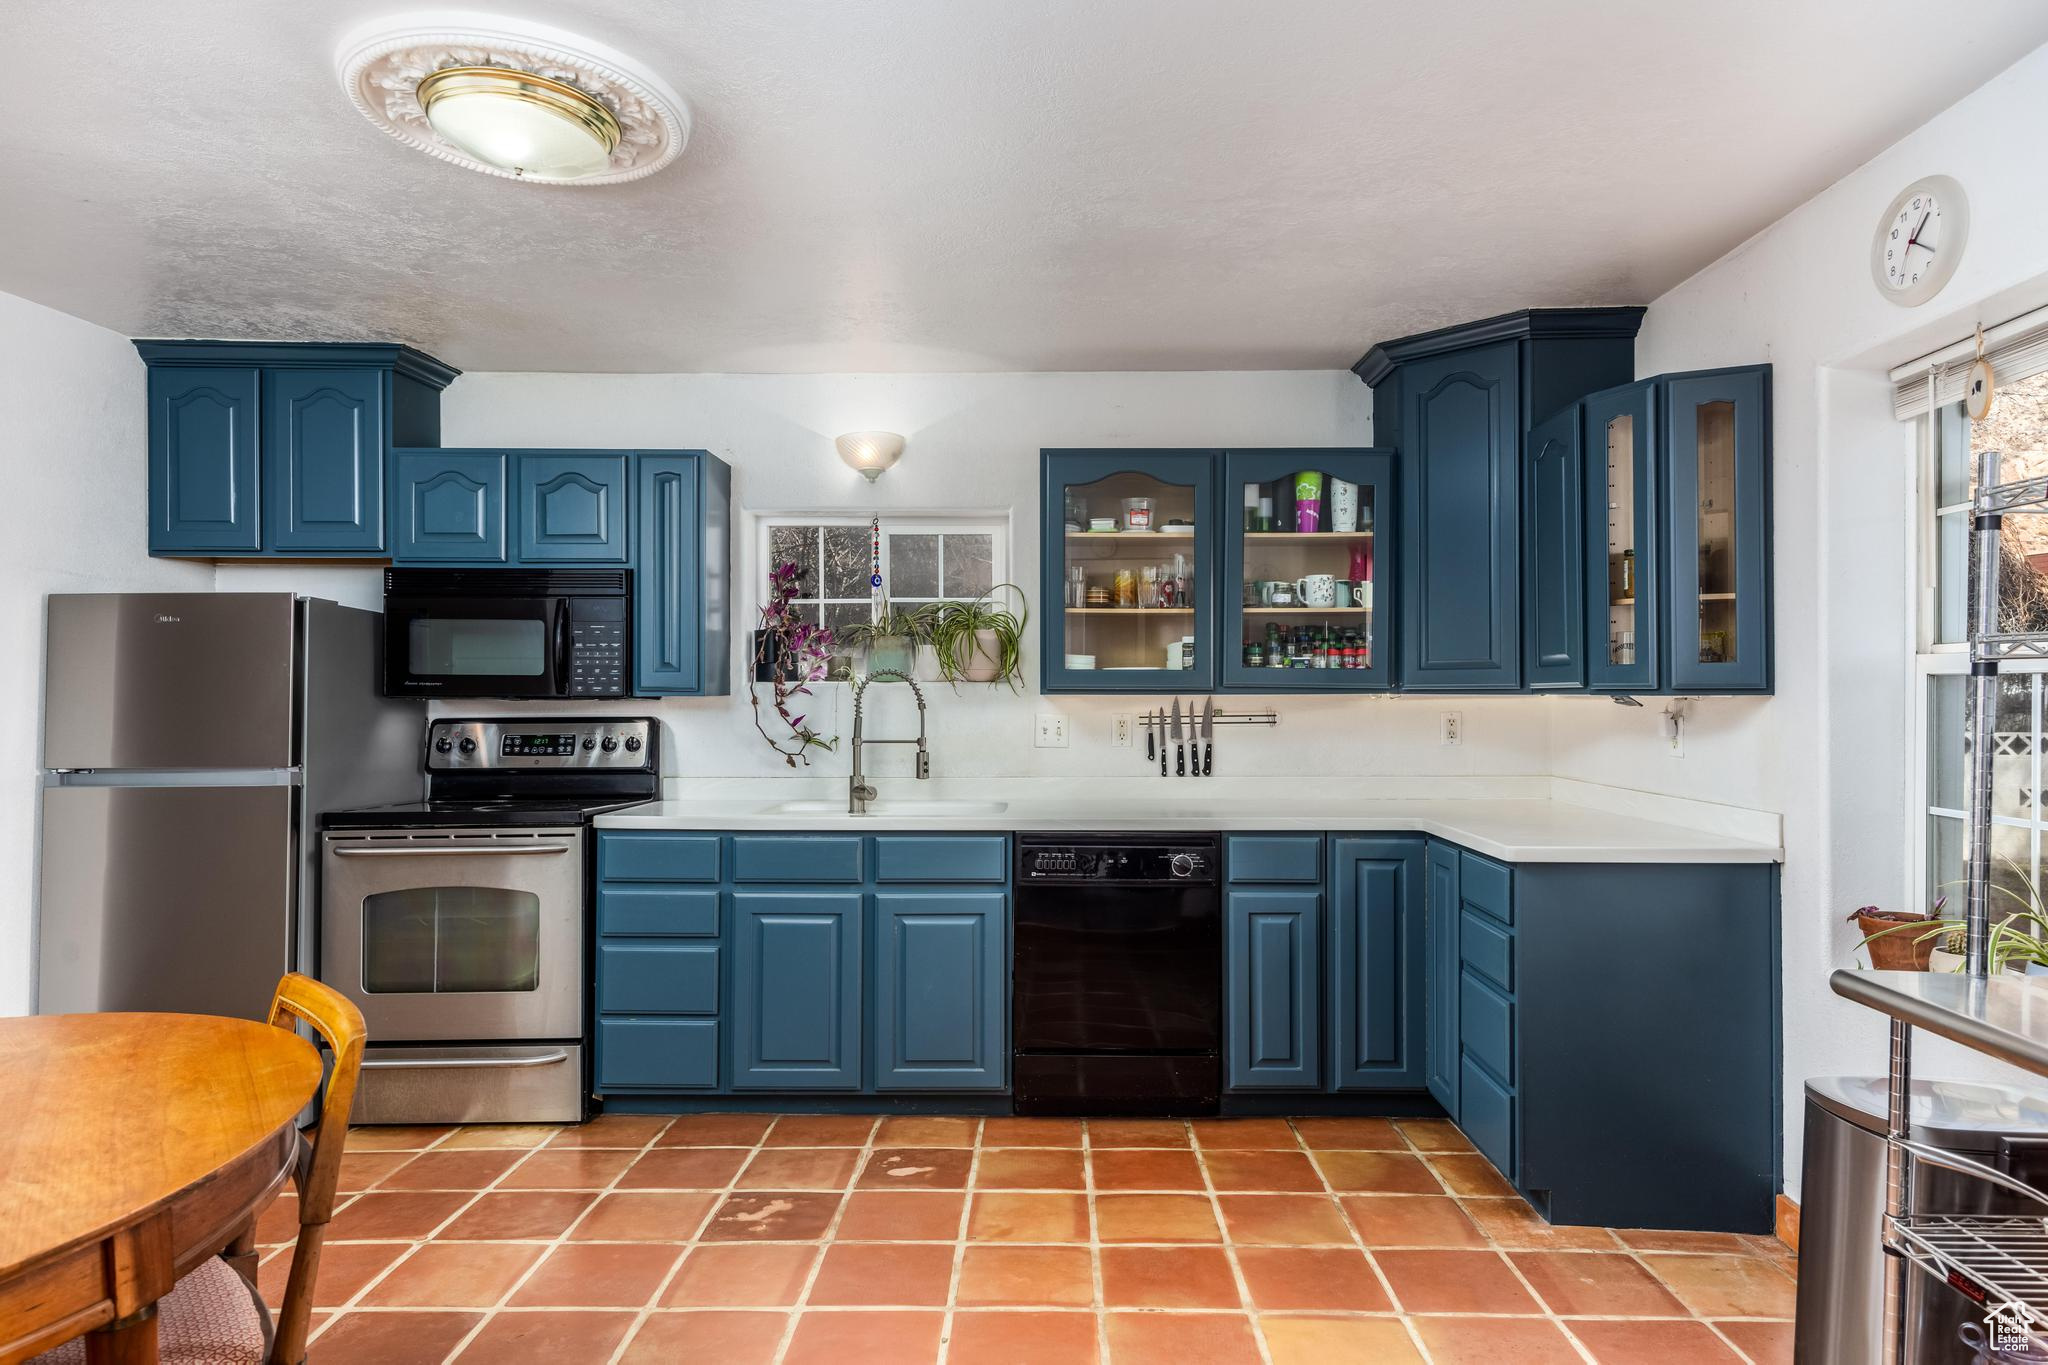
[835,431,905,482]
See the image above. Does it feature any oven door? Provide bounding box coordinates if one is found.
[321,829,583,1042]
[384,594,566,698]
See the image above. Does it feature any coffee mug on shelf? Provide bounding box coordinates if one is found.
[1329,478,1359,533]
[1333,581,1355,608]
[1294,574,1337,607]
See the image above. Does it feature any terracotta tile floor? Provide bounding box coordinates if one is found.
[270,1114,1796,1363]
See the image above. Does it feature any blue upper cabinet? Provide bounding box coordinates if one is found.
[1042,450,1217,693]
[1665,366,1772,693]
[1582,380,1660,693]
[1522,405,1585,689]
[634,452,732,697]
[137,341,457,558]
[264,368,384,554]
[149,366,261,553]
[390,450,507,562]
[1355,309,1644,693]
[1220,449,1393,690]
[1328,836,1427,1089]
[517,453,629,562]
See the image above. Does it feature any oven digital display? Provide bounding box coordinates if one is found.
[501,733,579,757]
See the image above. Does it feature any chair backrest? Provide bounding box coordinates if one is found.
[264,973,366,1365]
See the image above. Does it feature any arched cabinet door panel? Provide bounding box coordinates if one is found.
[150,368,261,552]
[517,453,629,562]
[1522,404,1584,689]
[266,368,386,553]
[390,450,507,563]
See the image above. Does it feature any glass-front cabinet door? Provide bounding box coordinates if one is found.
[1665,366,1771,692]
[1220,449,1392,690]
[1040,450,1216,692]
[1582,380,1658,692]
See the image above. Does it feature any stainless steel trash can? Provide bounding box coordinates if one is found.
[1797,1077,2048,1363]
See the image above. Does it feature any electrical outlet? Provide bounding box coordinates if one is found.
[1113,714,1133,748]
[1035,714,1069,748]
[1440,711,1463,747]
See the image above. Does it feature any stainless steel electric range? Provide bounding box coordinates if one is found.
[319,717,659,1124]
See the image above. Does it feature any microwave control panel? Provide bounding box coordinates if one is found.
[569,619,627,697]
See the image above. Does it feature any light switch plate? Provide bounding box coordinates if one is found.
[1035,714,1069,748]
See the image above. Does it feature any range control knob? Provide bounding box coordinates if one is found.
[1170,852,1198,878]
[582,737,597,751]
[623,734,643,753]
[458,737,477,755]
[601,736,620,753]
[434,737,452,754]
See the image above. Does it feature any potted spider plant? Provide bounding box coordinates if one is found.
[925,585,1030,690]
[839,605,931,679]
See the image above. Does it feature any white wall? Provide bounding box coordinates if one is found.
[0,293,211,1015]
[1553,42,2048,1197]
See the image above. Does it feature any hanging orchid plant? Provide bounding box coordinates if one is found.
[752,559,838,766]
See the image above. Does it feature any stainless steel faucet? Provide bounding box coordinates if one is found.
[848,669,929,814]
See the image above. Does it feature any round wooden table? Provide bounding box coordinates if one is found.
[0,1014,323,1364]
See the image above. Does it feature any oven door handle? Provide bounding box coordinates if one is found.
[361,1050,572,1070]
[330,843,573,857]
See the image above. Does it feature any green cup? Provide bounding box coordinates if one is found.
[1293,470,1324,532]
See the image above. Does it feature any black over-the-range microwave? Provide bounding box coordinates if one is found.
[383,568,631,699]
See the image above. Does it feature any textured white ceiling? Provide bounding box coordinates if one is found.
[4,1,2046,372]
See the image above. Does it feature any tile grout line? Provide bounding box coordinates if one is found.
[934,1118,986,1365]
[433,1114,682,1363]
[1191,1122,1276,1365]
[606,1114,783,1365]
[773,1114,880,1365]
[1085,1121,1107,1365]
[1321,1120,1437,1364]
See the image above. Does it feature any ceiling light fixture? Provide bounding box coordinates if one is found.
[836,432,905,482]
[336,12,689,185]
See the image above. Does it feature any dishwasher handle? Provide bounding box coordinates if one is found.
[330,842,572,858]
[361,1050,571,1071]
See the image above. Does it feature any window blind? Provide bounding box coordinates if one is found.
[1891,302,2048,419]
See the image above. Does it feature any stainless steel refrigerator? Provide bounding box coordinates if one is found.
[37,593,424,1020]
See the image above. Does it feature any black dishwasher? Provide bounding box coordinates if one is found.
[1012,833,1221,1116]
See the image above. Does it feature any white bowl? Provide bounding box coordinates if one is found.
[1064,654,1097,669]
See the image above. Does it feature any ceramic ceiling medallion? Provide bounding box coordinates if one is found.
[335,11,690,185]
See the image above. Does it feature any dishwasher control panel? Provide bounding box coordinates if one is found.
[1019,840,1217,884]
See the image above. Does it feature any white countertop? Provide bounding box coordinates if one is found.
[595,777,1783,864]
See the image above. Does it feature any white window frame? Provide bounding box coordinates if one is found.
[750,510,1013,669]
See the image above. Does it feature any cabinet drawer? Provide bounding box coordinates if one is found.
[1458,909,1513,992]
[600,832,720,883]
[1227,836,1323,884]
[598,886,720,937]
[598,944,719,1015]
[1458,1053,1515,1180]
[1459,969,1514,1085]
[1459,851,1513,924]
[597,1018,719,1090]
[731,835,863,883]
[874,836,1007,883]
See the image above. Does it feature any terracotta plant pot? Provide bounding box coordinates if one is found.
[1850,908,1934,970]
[949,629,1006,684]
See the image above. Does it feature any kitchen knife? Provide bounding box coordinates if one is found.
[1171,698,1185,777]
[1146,708,1156,763]
[1158,707,1168,775]
[1201,698,1214,776]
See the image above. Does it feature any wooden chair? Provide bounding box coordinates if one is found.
[34,974,366,1365]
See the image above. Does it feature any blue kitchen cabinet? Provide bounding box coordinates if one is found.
[1424,841,1460,1113]
[1522,405,1584,688]
[264,368,385,554]
[148,365,261,553]
[872,891,1007,1090]
[635,452,732,696]
[731,890,864,1089]
[1453,850,1518,1181]
[138,341,457,557]
[516,452,629,562]
[1220,449,1394,690]
[389,450,508,562]
[1041,450,1218,693]
[1582,379,1660,693]
[1354,309,1643,692]
[1328,836,1426,1089]
[1225,888,1322,1090]
[1665,366,1772,693]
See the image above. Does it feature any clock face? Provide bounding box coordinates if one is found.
[1872,176,1968,306]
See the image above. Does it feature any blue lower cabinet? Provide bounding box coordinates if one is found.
[872,892,1007,1090]
[1225,888,1322,1090]
[1329,837,1426,1089]
[1424,842,1460,1112]
[731,891,863,1089]
[598,1018,719,1090]
[1458,1053,1515,1175]
[598,943,719,1015]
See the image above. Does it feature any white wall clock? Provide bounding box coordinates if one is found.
[1872,175,1969,306]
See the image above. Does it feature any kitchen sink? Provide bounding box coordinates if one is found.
[762,799,1010,817]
